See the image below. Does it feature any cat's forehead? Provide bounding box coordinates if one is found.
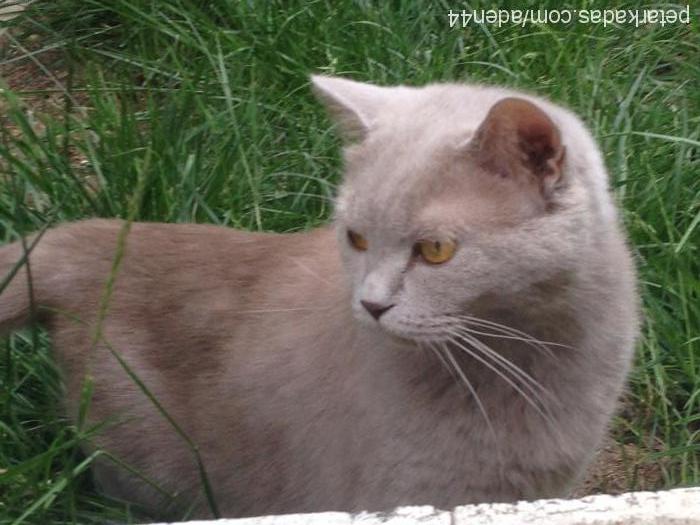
[336,148,532,237]
[335,141,444,231]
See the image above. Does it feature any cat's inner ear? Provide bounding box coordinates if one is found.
[472,97,566,196]
[311,75,387,142]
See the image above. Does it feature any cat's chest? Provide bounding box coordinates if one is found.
[334,338,495,457]
[306,343,508,509]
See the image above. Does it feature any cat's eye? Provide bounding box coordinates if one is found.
[347,230,368,251]
[416,239,457,264]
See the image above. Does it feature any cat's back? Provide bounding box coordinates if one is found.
[23,218,338,302]
[33,217,330,268]
[4,217,343,368]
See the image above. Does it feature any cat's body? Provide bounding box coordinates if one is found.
[0,78,638,519]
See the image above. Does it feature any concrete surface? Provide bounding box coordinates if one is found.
[154,487,700,524]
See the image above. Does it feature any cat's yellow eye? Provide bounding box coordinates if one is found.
[416,239,457,265]
[347,230,368,251]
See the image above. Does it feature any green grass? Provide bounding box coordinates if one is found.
[0,0,698,522]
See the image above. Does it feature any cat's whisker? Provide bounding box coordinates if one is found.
[435,341,497,441]
[452,321,557,358]
[397,317,533,344]
[460,314,574,350]
[451,314,572,356]
[443,329,556,426]
[458,326,557,357]
[454,320,557,358]
[423,339,499,443]
[422,341,457,381]
[451,327,553,401]
[448,329,546,402]
[449,327,558,406]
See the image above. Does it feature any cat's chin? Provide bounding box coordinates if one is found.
[380,330,434,349]
[374,322,451,347]
[350,310,458,346]
[352,313,434,346]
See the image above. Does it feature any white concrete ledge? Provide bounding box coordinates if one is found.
[155,487,700,525]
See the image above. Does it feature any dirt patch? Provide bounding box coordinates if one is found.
[0,20,94,198]
[574,438,668,497]
[0,25,72,113]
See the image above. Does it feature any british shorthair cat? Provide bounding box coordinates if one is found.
[0,76,639,519]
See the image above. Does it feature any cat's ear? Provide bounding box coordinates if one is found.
[311,75,387,142]
[472,97,566,197]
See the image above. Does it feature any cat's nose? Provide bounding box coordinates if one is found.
[361,300,394,321]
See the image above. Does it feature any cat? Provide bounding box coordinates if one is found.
[0,75,639,520]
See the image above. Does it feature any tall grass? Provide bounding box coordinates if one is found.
[0,1,698,522]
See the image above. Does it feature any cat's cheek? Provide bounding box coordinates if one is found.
[336,244,366,289]
[399,267,477,322]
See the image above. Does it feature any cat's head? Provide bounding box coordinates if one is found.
[312,75,597,342]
